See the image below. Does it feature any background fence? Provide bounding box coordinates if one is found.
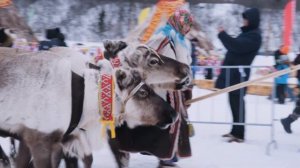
[189,65,298,155]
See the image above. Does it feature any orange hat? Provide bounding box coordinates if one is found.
[280,45,289,55]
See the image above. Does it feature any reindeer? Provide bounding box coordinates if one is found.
[103,40,194,168]
[49,45,191,168]
[102,41,191,90]
[0,44,191,168]
[0,50,182,168]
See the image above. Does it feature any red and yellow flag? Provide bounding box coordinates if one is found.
[140,0,185,43]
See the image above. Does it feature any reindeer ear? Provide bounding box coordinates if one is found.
[104,40,113,51]
[103,40,116,59]
[117,41,128,52]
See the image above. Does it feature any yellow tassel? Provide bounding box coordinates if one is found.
[100,121,116,138]
[101,120,107,138]
[109,123,116,138]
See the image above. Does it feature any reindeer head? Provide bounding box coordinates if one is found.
[114,68,177,128]
[124,45,191,90]
[104,40,192,90]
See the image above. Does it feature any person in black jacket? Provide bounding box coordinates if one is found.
[215,8,262,142]
[39,28,67,50]
[281,52,300,133]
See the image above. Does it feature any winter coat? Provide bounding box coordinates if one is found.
[215,8,262,94]
[190,41,198,66]
[273,50,290,84]
[293,54,300,81]
[275,64,289,84]
[39,38,67,51]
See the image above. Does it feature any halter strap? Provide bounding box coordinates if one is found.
[121,82,145,113]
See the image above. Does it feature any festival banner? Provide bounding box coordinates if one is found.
[283,0,296,49]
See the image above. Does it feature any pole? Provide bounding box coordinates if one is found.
[185,64,300,105]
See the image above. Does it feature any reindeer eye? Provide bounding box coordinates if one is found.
[138,88,148,98]
[149,58,159,66]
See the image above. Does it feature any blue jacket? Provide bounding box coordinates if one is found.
[275,64,289,84]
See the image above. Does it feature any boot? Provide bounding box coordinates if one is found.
[227,136,244,143]
[222,133,234,138]
[158,160,180,168]
[281,115,297,134]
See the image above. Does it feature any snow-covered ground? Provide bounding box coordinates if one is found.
[1,88,299,168]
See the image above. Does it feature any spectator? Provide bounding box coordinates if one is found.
[273,46,290,104]
[39,28,67,50]
[215,8,262,143]
[280,51,300,133]
[190,38,199,78]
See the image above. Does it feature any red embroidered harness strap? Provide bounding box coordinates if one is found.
[99,74,116,138]
[98,52,121,138]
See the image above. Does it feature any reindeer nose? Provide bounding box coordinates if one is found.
[157,116,173,129]
[170,108,178,123]
[183,65,191,77]
[178,64,191,78]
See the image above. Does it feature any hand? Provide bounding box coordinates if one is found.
[218,26,225,33]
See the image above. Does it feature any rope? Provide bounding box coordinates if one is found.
[185,64,300,105]
[122,82,145,113]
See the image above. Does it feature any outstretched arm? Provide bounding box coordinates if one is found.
[218,31,260,54]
